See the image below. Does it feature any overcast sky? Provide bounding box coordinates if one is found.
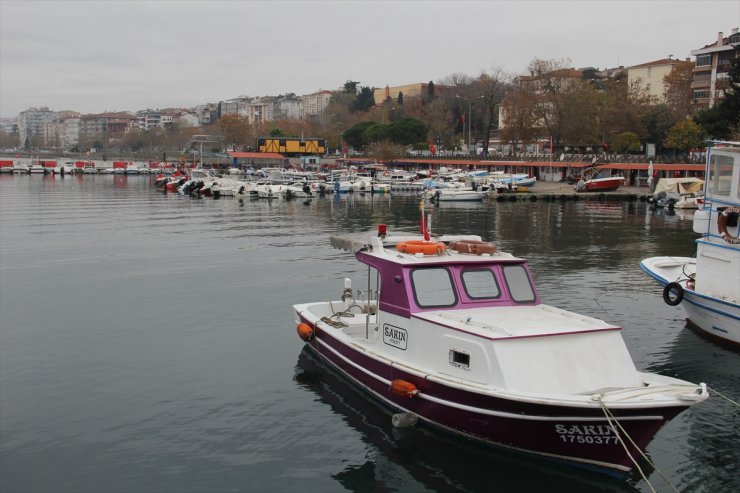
[1,0,739,119]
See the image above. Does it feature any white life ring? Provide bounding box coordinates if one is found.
[717,207,740,244]
[383,171,390,177]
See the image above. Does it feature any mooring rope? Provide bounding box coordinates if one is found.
[597,398,680,493]
[321,300,368,328]
[596,399,656,492]
[707,385,740,407]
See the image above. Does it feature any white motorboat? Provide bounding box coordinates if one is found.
[258,183,287,199]
[285,182,314,199]
[293,208,708,476]
[431,188,487,202]
[495,173,537,188]
[641,142,740,347]
[57,162,75,174]
[29,163,45,174]
[11,162,29,174]
[649,177,705,209]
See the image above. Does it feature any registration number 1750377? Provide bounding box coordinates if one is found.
[555,424,619,445]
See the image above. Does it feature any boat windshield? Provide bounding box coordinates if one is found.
[503,265,536,302]
[408,263,535,310]
[461,268,501,299]
[411,268,457,308]
[707,153,735,198]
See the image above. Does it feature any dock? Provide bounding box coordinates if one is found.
[491,182,649,202]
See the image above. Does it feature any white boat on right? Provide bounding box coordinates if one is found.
[640,141,740,347]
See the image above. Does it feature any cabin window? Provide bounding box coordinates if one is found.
[503,265,536,302]
[411,268,457,308]
[707,154,736,198]
[461,268,501,299]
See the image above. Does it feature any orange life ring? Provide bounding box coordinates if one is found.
[383,170,390,177]
[448,240,497,255]
[396,240,447,255]
[717,207,740,244]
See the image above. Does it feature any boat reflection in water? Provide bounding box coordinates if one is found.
[294,347,643,492]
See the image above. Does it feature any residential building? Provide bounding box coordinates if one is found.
[18,107,57,148]
[195,103,219,124]
[219,98,247,117]
[691,28,740,108]
[240,97,273,125]
[0,118,19,142]
[372,82,451,106]
[177,112,200,127]
[62,118,80,150]
[272,94,301,120]
[299,90,333,120]
[627,58,685,102]
[79,112,137,141]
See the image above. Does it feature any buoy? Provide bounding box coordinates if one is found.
[717,207,740,244]
[449,239,496,255]
[396,240,447,255]
[296,322,314,341]
[390,379,418,398]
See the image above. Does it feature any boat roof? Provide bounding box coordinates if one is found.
[413,304,620,341]
[331,231,523,266]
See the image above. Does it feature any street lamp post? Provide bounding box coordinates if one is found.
[467,100,472,154]
[456,95,474,155]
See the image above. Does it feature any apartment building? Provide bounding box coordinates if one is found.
[299,90,333,120]
[372,82,452,106]
[18,107,57,147]
[273,95,301,120]
[627,58,685,102]
[691,28,740,109]
[239,97,273,124]
[62,118,80,149]
[79,112,137,138]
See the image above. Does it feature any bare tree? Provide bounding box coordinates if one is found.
[560,80,602,149]
[472,67,511,155]
[217,114,252,150]
[602,78,654,144]
[526,58,578,152]
[663,60,694,119]
[501,86,538,157]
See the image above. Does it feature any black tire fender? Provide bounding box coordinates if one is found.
[663,282,684,306]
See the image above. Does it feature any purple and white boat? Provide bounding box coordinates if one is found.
[293,210,708,476]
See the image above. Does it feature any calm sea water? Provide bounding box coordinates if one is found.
[0,174,737,493]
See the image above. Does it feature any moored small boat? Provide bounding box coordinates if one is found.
[293,206,708,476]
[430,188,487,202]
[575,167,625,192]
[0,160,14,173]
[12,162,29,174]
[641,141,740,346]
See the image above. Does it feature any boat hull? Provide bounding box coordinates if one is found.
[435,190,486,202]
[581,179,624,192]
[296,314,688,475]
[640,257,740,346]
